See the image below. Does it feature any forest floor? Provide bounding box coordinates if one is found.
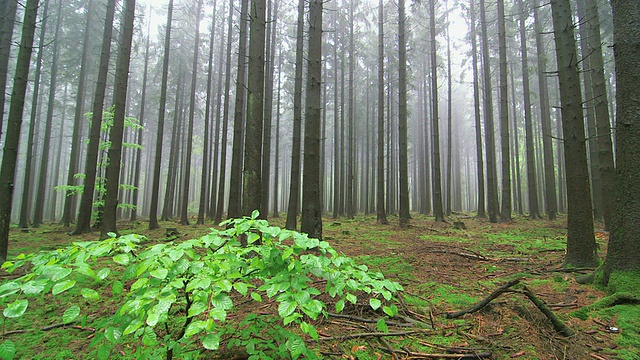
[2,213,639,360]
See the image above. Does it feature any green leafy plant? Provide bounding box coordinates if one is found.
[0,212,402,359]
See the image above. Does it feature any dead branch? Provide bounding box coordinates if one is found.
[312,330,422,342]
[327,313,414,327]
[512,286,575,337]
[446,279,521,318]
[379,346,492,359]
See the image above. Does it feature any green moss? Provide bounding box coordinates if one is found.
[606,271,640,295]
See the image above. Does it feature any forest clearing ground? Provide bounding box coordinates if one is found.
[3,213,637,360]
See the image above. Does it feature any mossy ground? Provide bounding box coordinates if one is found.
[2,213,639,359]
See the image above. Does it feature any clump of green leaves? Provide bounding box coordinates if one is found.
[0,212,402,359]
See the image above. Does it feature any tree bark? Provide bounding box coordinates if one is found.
[429,0,445,222]
[286,0,305,229]
[0,0,18,141]
[300,0,323,240]
[497,0,512,223]
[550,0,599,268]
[100,0,136,238]
[0,0,40,262]
[376,0,388,225]
[148,0,174,230]
[72,0,117,235]
[469,0,485,219]
[603,0,640,282]
[241,0,267,218]
[398,0,411,226]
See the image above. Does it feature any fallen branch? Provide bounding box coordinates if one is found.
[41,320,80,331]
[312,330,421,342]
[379,347,492,359]
[517,286,575,337]
[446,279,521,318]
[327,313,414,328]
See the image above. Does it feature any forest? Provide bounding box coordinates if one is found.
[0,0,638,358]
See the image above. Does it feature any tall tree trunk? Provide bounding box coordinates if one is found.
[214,1,234,223]
[0,0,18,141]
[347,1,356,219]
[479,0,499,223]
[331,3,340,220]
[227,0,250,220]
[550,0,599,268]
[469,0,486,218]
[62,0,94,227]
[272,49,282,218]
[445,0,453,217]
[584,0,616,231]
[242,0,267,219]
[131,12,151,222]
[100,0,136,238]
[18,0,50,229]
[603,0,640,283]
[496,0,512,223]
[533,1,557,220]
[376,0,388,225]
[260,0,279,219]
[162,76,184,221]
[148,0,174,229]
[286,0,305,229]
[429,0,445,222]
[33,0,63,227]
[0,0,40,262]
[179,0,203,226]
[72,0,117,235]
[517,0,541,219]
[398,0,410,225]
[300,0,323,240]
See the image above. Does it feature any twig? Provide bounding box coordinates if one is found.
[2,329,27,336]
[312,330,421,342]
[588,353,610,360]
[41,320,80,331]
[446,279,521,318]
[515,286,575,337]
[327,313,414,328]
[379,346,492,359]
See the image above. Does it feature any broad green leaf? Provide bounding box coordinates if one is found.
[247,232,260,245]
[21,280,46,295]
[285,335,306,360]
[278,300,297,318]
[187,300,208,318]
[281,247,294,260]
[211,294,233,310]
[123,318,144,335]
[250,292,262,303]
[202,333,220,350]
[3,299,28,318]
[382,304,398,317]
[0,340,16,360]
[335,299,345,313]
[168,249,184,261]
[113,253,130,265]
[146,310,160,327]
[233,282,249,296]
[283,313,302,325]
[208,307,227,321]
[346,293,357,304]
[184,320,206,338]
[52,280,76,295]
[49,266,73,282]
[130,277,149,291]
[300,322,319,340]
[0,282,20,297]
[62,305,81,324]
[105,327,122,343]
[369,298,382,311]
[96,268,110,280]
[150,268,168,280]
[81,288,101,300]
[112,280,124,295]
[376,318,389,333]
[251,210,260,219]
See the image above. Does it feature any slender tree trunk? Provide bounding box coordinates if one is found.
[62,0,94,227]
[227,0,250,219]
[429,0,445,222]
[131,13,151,223]
[331,4,340,220]
[496,0,512,223]
[550,0,599,267]
[300,0,323,240]
[517,0,541,219]
[0,0,39,262]
[100,0,136,238]
[0,0,18,141]
[469,0,485,218]
[479,0,499,223]
[533,2,557,220]
[162,76,184,221]
[18,0,49,229]
[33,0,63,227]
[603,0,640,282]
[148,0,174,229]
[272,49,282,218]
[398,0,410,225]
[286,0,305,229]
[445,1,453,216]
[179,0,203,226]
[376,0,388,224]
[346,1,356,219]
[72,0,117,235]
